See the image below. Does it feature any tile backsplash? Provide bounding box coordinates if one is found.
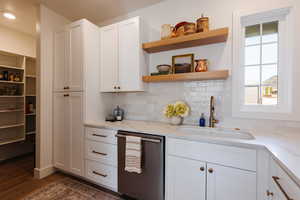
[112,80,225,125]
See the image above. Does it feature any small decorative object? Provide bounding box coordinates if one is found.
[0,73,3,80]
[172,22,188,37]
[164,101,190,125]
[161,24,173,40]
[184,23,196,35]
[172,54,194,74]
[157,64,171,73]
[113,105,125,121]
[8,73,14,81]
[14,73,21,82]
[3,71,8,81]
[199,113,206,127]
[195,59,208,72]
[197,14,209,32]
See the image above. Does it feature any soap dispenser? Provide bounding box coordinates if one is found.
[199,113,206,127]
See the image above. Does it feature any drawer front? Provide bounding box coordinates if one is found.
[85,140,117,166]
[85,160,117,189]
[85,127,117,144]
[270,158,300,199]
[167,138,257,171]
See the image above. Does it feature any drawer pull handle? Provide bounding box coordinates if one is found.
[92,171,107,177]
[92,150,107,156]
[92,133,107,138]
[272,176,293,200]
[64,94,69,97]
[64,86,70,90]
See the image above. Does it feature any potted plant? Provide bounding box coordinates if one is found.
[164,101,190,125]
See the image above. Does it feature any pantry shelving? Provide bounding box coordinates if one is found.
[0,50,37,146]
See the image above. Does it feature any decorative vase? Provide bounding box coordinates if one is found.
[170,116,183,125]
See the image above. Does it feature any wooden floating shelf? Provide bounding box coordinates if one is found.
[142,70,229,83]
[0,65,24,70]
[0,95,24,98]
[143,28,229,53]
[0,138,25,146]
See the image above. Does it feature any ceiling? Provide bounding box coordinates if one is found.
[0,0,38,36]
[0,0,162,36]
[39,0,162,23]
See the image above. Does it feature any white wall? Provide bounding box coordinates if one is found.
[0,25,36,57]
[35,5,70,178]
[98,0,300,132]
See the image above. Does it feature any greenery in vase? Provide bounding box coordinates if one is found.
[164,101,190,118]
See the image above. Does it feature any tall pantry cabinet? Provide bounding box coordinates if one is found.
[53,19,100,176]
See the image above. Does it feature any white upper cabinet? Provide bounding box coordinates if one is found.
[100,16,146,92]
[100,24,119,92]
[68,22,83,91]
[54,21,84,92]
[54,29,68,92]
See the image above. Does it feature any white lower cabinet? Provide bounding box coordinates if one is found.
[166,138,257,200]
[84,127,118,191]
[268,158,300,200]
[53,92,84,176]
[206,163,256,200]
[167,156,206,200]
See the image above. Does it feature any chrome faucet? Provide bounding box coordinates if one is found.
[209,96,218,128]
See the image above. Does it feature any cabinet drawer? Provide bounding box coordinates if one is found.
[85,140,117,166]
[167,138,257,171]
[85,127,117,144]
[85,160,117,189]
[270,158,300,199]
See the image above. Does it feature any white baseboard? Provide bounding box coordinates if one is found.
[34,165,56,179]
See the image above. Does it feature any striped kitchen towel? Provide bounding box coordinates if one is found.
[125,135,142,174]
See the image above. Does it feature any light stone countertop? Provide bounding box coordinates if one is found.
[84,120,300,187]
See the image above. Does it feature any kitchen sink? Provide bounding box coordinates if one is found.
[177,126,255,140]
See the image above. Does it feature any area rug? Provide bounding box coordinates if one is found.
[22,177,122,200]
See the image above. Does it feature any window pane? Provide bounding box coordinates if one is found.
[245,87,259,105]
[262,43,278,64]
[245,66,260,85]
[262,64,277,83]
[245,24,260,46]
[261,86,278,105]
[245,45,261,65]
[262,21,278,43]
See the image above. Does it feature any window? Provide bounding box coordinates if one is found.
[233,5,294,119]
[244,21,278,105]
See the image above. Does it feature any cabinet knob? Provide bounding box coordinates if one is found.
[208,168,213,173]
[113,86,117,89]
[200,167,205,171]
[117,86,121,89]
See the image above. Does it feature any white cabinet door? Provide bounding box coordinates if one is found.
[167,156,206,200]
[68,92,84,176]
[100,24,118,92]
[54,30,68,92]
[118,17,142,92]
[68,23,83,91]
[53,93,68,170]
[207,163,257,200]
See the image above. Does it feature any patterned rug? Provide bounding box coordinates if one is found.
[22,177,122,200]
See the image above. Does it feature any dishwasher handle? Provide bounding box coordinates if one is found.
[115,134,161,143]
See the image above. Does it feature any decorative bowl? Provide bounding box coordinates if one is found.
[157,64,171,73]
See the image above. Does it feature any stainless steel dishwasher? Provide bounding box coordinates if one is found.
[116,130,165,200]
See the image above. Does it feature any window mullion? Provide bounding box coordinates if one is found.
[259,23,263,104]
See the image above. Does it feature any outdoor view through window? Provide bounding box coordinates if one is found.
[244,21,278,105]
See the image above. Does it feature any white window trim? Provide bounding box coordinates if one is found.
[232,4,295,120]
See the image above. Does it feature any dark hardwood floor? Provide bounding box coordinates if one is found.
[0,154,121,200]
